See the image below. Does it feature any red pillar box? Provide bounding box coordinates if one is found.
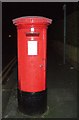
[12,16,52,116]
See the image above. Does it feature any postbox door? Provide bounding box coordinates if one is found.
[18,28,47,92]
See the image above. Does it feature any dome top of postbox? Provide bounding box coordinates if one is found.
[12,16,52,26]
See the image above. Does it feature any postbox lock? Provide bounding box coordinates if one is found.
[40,64,43,68]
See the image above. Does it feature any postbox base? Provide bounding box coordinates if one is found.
[17,89,47,116]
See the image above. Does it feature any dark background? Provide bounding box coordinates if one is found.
[2,2,78,70]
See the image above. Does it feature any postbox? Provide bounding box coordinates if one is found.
[12,16,52,116]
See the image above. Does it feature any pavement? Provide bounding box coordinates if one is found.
[2,48,77,118]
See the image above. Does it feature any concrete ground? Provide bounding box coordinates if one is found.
[2,48,77,118]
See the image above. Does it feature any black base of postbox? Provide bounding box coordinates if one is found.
[17,89,47,116]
